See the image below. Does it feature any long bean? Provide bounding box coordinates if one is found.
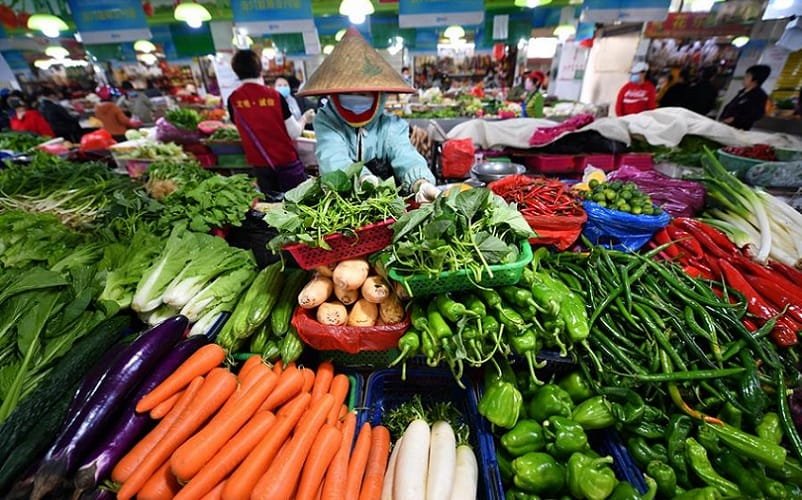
[622,367,746,382]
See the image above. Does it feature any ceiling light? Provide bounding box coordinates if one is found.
[134,40,156,53]
[174,2,211,29]
[45,45,69,59]
[339,0,374,25]
[34,59,50,69]
[323,44,335,55]
[387,35,404,55]
[27,14,68,38]
[732,36,750,48]
[553,24,576,42]
[514,0,552,7]
[232,34,254,48]
[444,25,465,42]
[336,29,347,42]
[138,53,158,65]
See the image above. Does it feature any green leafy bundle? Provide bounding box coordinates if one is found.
[165,108,202,131]
[209,127,241,142]
[0,132,45,152]
[118,142,187,160]
[380,188,534,280]
[263,163,406,250]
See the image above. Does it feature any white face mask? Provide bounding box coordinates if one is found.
[630,74,642,83]
[276,85,291,97]
[338,94,375,115]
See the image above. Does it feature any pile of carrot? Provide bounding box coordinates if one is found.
[111,346,391,500]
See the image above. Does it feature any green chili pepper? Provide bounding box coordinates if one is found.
[599,387,645,424]
[627,437,669,468]
[529,272,561,317]
[434,294,475,323]
[712,449,764,498]
[410,302,429,333]
[511,329,543,386]
[463,293,487,316]
[629,420,666,440]
[505,489,539,500]
[717,401,743,429]
[479,288,505,311]
[560,289,590,343]
[752,463,790,498]
[558,372,594,404]
[501,420,546,457]
[672,487,722,500]
[685,437,741,497]
[608,481,641,500]
[777,371,802,463]
[739,350,769,419]
[499,286,543,314]
[547,416,589,458]
[571,396,615,430]
[528,384,574,422]
[757,412,783,446]
[705,422,787,470]
[697,424,722,454]
[512,452,565,495]
[667,414,693,487]
[497,303,528,335]
[479,380,522,429]
[647,460,678,498]
[390,330,420,369]
[567,452,619,500]
[426,302,452,342]
[421,331,439,363]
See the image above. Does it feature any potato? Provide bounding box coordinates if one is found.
[348,299,378,327]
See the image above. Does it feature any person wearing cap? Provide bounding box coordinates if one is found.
[9,95,53,137]
[615,62,657,117]
[227,50,315,195]
[93,86,135,140]
[719,65,771,130]
[298,28,437,203]
[523,71,546,118]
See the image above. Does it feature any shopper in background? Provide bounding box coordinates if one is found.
[227,49,314,196]
[93,85,135,140]
[401,66,412,85]
[8,95,53,137]
[523,71,546,118]
[39,88,82,142]
[659,68,691,109]
[688,66,719,117]
[120,81,155,123]
[274,77,302,120]
[719,64,771,130]
[144,79,163,98]
[0,89,11,131]
[615,62,657,116]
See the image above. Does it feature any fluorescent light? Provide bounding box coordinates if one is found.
[134,40,156,53]
[444,25,465,42]
[339,0,374,25]
[45,45,69,59]
[732,36,750,48]
[336,29,347,42]
[554,24,576,42]
[27,14,68,38]
[323,44,335,55]
[174,2,211,28]
[527,37,559,58]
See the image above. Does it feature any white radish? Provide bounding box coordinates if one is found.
[426,421,456,500]
[382,437,403,500]
[393,419,430,500]
[449,445,478,500]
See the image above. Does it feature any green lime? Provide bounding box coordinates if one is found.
[605,190,617,201]
[619,203,631,212]
[597,201,607,208]
[632,206,642,215]
[589,179,599,188]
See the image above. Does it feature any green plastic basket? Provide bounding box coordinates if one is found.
[346,373,363,410]
[322,349,400,369]
[776,148,802,162]
[388,240,533,297]
[716,149,772,177]
[216,153,248,167]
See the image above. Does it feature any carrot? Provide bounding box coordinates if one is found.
[174,411,276,500]
[272,360,283,375]
[321,412,357,500]
[171,368,277,481]
[137,461,180,500]
[136,344,226,413]
[260,364,303,412]
[149,389,183,420]
[251,394,335,500]
[117,368,237,500]
[301,367,315,393]
[277,391,313,417]
[238,354,264,381]
[295,425,342,500]
[112,376,204,483]
[344,423,372,499]
[311,361,334,402]
[222,393,311,500]
[337,404,348,423]
[326,375,350,425]
[201,481,225,500]
[358,425,391,500]
[238,362,274,396]
[315,484,323,500]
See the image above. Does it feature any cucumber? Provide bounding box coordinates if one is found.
[270,269,308,336]
[0,316,129,492]
[249,323,271,354]
[244,262,285,333]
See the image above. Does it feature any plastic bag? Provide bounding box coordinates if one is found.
[529,113,595,147]
[155,117,201,145]
[523,212,587,251]
[608,165,705,218]
[80,129,117,152]
[291,307,409,354]
[441,138,475,179]
[582,201,671,252]
[745,161,802,188]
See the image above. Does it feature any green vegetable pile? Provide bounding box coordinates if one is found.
[119,142,187,161]
[165,108,202,131]
[264,163,405,250]
[0,132,45,152]
[580,180,662,215]
[209,127,241,142]
[380,188,534,281]
[641,135,723,168]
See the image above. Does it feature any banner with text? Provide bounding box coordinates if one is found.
[67,0,151,44]
[232,0,314,35]
[582,0,669,24]
[399,0,484,29]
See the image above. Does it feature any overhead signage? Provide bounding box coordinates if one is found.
[67,0,151,44]
[232,0,315,35]
[582,0,670,24]
[644,13,751,39]
[399,0,484,29]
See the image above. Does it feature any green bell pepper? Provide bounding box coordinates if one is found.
[627,437,668,468]
[528,384,573,422]
[685,437,741,497]
[480,379,523,429]
[558,371,594,404]
[546,416,589,458]
[757,412,783,446]
[512,452,565,496]
[501,420,546,457]
[567,452,619,500]
[505,489,539,500]
[608,482,641,500]
[673,487,722,500]
[572,396,616,430]
[647,460,677,498]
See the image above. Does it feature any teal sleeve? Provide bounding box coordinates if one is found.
[384,116,435,190]
[314,109,355,176]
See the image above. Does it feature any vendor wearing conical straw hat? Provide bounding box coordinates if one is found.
[299,28,438,202]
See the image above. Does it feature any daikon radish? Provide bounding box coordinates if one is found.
[393,419,430,500]
[361,276,390,304]
[348,299,378,327]
[426,421,456,500]
[334,283,359,306]
[381,437,403,500]
[449,445,478,500]
[317,301,348,326]
[299,275,333,309]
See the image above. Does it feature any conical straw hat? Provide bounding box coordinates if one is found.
[297,28,414,97]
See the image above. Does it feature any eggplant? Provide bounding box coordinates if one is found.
[32,316,188,500]
[73,334,208,492]
[64,341,127,427]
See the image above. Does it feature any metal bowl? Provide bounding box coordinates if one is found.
[471,161,526,182]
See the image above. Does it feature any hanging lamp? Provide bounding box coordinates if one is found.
[174,1,212,29]
[339,0,374,25]
[27,14,69,38]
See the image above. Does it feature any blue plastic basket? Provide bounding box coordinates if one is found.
[360,368,503,500]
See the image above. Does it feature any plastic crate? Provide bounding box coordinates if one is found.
[388,241,533,298]
[360,368,503,500]
[323,348,400,369]
[346,372,364,410]
[616,153,653,171]
[205,140,244,156]
[124,158,157,178]
[216,154,248,167]
[575,154,615,172]
[716,149,772,177]
[284,218,395,270]
[528,154,577,175]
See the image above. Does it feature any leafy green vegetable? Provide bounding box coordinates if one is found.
[209,127,240,142]
[118,142,187,161]
[180,266,256,322]
[131,226,198,314]
[165,108,202,131]
[0,132,45,152]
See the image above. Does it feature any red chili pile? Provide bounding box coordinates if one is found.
[722,144,777,161]
[652,217,802,347]
[489,175,583,217]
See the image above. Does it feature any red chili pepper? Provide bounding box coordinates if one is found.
[745,275,802,324]
[687,258,715,280]
[742,317,758,332]
[675,218,733,257]
[768,261,802,284]
[666,225,705,260]
[733,255,802,299]
[682,264,713,280]
[652,228,681,259]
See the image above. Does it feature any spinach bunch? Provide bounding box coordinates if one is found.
[381,188,534,280]
[264,163,406,250]
[165,108,202,131]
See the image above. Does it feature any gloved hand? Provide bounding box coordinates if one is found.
[414,180,440,204]
[359,174,381,188]
[302,109,316,122]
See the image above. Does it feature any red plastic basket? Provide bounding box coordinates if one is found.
[616,153,653,171]
[531,154,577,175]
[575,154,615,172]
[284,218,395,270]
[292,307,410,354]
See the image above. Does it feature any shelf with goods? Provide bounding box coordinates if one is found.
[770,49,802,117]
[1,128,802,499]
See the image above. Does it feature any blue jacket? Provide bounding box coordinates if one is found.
[314,96,435,190]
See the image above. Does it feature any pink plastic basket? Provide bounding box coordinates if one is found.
[284,218,395,270]
[532,154,577,175]
[616,153,653,171]
[575,154,615,172]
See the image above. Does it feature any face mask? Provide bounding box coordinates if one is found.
[524,80,534,91]
[630,74,642,83]
[276,86,291,98]
[338,94,375,115]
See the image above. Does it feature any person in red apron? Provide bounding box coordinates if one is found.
[227,49,314,195]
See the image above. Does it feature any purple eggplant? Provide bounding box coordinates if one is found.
[73,334,208,492]
[32,316,188,500]
[64,342,127,427]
